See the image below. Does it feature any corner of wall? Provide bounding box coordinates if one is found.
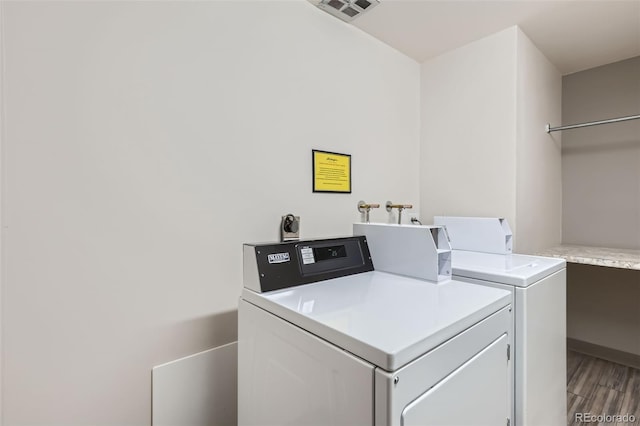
[513,27,563,253]
[0,1,6,426]
[0,1,5,422]
[420,25,518,228]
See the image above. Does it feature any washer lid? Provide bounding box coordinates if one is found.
[451,250,566,287]
[241,271,510,371]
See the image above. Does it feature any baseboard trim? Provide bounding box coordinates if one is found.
[568,338,640,370]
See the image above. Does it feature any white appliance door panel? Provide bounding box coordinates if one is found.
[238,300,374,426]
[451,277,516,423]
[375,307,512,426]
[516,269,567,426]
[401,334,509,426]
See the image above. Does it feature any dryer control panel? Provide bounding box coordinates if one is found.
[243,236,374,293]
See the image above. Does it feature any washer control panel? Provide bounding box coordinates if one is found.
[243,236,374,293]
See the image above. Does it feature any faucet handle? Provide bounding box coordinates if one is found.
[385,201,413,212]
[386,201,413,224]
[357,201,380,223]
[358,201,380,212]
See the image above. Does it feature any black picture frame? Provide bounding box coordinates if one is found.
[312,149,352,193]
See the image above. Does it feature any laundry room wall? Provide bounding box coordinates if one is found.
[0,1,4,420]
[0,1,419,425]
[514,30,563,254]
[420,26,562,253]
[562,56,640,250]
[561,56,640,358]
[420,27,518,236]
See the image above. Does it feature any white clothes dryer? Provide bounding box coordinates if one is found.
[434,216,567,426]
[238,236,513,426]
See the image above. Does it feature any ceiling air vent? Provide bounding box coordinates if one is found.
[310,0,381,23]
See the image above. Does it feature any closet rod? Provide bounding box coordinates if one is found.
[545,114,640,133]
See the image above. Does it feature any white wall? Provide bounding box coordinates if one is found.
[562,56,640,357]
[0,0,5,420]
[0,1,419,424]
[420,27,518,237]
[567,265,640,357]
[515,29,562,254]
[562,56,640,249]
[420,26,562,253]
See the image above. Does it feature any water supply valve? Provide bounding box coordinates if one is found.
[386,201,413,224]
[357,201,380,223]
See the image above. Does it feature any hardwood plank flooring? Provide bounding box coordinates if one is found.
[567,350,640,425]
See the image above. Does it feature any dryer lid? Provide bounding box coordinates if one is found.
[451,250,565,287]
[241,270,510,371]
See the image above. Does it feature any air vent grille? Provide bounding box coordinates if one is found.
[312,0,380,22]
[327,0,344,10]
[342,6,360,17]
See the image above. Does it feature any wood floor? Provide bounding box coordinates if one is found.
[567,350,640,425]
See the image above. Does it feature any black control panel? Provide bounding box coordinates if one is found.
[245,236,374,292]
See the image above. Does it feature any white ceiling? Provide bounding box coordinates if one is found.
[351,0,640,75]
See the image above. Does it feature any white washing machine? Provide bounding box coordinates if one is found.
[239,236,513,426]
[434,216,567,426]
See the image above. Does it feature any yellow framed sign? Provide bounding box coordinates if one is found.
[312,150,351,193]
